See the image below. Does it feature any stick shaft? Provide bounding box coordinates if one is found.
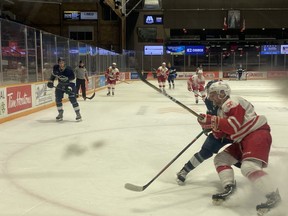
[137,71,201,118]
[125,130,206,192]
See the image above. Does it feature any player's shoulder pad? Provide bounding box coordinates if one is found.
[65,66,74,72]
[53,64,59,70]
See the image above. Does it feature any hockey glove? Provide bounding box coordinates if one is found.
[197,114,220,130]
[197,114,212,129]
[47,81,54,88]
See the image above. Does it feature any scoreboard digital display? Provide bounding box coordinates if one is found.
[260,45,280,55]
[144,45,163,55]
[185,45,205,55]
[64,11,97,20]
[166,46,185,55]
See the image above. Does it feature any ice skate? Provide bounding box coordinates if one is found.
[56,110,64,121]
[76,112,82,121]
[256,189,281,216]
[195,99,199,104]
[176,168,189,185]
[107,92,111,96]
[112,92,114,96]
[212,182,236,205]
[169,84,171,89]
[173,84,175,89]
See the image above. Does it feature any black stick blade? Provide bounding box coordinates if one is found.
[86,92,95,100]
[124,183,145,192]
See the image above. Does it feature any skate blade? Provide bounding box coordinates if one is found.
[56,118,63,122]
[212,199,224,206]
[257,209,269,216]
[176,179,185,186]
[257,207,286,216]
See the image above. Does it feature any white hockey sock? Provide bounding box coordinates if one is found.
[253,174,276,195]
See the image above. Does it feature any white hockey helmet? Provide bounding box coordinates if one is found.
[197,69,203,74]
[112,62,117,66]
[162,62,166,66]
[208,81,231,96]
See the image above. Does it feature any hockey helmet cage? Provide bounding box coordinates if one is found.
[208,81,231,96]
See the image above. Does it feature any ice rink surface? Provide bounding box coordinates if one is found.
[0,79,288,216]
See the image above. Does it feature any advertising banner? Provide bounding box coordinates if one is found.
[247,71,267,79]
[34,83,53,106]
[130,72,139,79]
[185,45,205,55]
[267,71,288,79]
[0,88,7,117]
[166,46,185,55]
[99,75,106,87]
[7,85,32,114]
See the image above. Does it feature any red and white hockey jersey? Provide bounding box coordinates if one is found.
[187,74,205,91]
[156,66,169,78]
[216,96,268,142]
[105,66,119,81]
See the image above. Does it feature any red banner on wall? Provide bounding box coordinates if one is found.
[267,71,288,79]
[204,72,219,79]
[7,85,32,114]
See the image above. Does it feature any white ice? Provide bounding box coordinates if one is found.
[0,79,287,216]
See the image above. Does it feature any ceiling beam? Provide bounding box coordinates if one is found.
[104,0,123,18]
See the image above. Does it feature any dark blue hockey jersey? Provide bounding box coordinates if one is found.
[50,65,75,84]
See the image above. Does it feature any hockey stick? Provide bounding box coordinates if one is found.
[137,71,202,118]
[124,129,207,192]
[120,80,130,84]
[51,82,95,100]
[53,85,76,96]
[85,90,96,100]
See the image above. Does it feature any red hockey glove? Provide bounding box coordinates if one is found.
[211,115,220,131]
[197,114,212,129]
[197,114,220,130]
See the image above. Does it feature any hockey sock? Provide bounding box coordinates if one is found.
[184,152,205,172]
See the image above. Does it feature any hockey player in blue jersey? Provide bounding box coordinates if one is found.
[167,62,177,89]
[236,64,245,80]
[47,57,81,121]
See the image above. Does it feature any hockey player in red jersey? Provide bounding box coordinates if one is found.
[176,80,234,185]
[156,62,169,92]
[187,69,206,104]
[197,81,281,215]
[105,62,120,96]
